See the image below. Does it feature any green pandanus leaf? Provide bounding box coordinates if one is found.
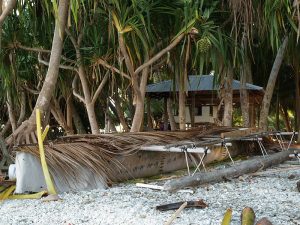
[241,207,256,225]
[221,208,232,225]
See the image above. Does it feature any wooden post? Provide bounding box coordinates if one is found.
[191,93,195,127]
[163,97,169,131]
[167,98,177,131]
[146,97,153,130]
[223,68,233,126]
[275,81,280,130]
[249,103,255,127]
[179,83,186,130]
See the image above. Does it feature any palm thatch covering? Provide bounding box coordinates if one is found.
[16,127,242,190]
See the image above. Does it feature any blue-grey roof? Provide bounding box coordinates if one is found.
[146,75,263,93]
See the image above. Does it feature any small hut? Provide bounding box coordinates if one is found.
[146,75,264,127]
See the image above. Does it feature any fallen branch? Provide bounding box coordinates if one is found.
[164,149,295,192]
[163,201,187,225]
[250,166,300,177]
[156,199,207,211]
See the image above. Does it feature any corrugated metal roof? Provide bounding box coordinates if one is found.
[146,75,263,93]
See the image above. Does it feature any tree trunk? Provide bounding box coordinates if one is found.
[104,111,109,133]
[75,59,100,134]
[114,94,129,132]
[167,98,177,131]
[163,97,169,131]
[130,65,149,132]
[178,36,190,130]
[115,21,186,132]
[280,104,292,132]
[86,102,99,134]
[107,114,117,132]
[276,92,280,130]
[7,0,69,145]
[127,88,135,125]
[71,102,86,134]
[240,70,250,127]
[0,0,3,51]
[178,81,186,130]
[146,97,153,130]
[0,0,16,24]
[17,90,26,126]
[0,0,16,49]
[131,96,145,132]
[6,90,16,132]
[66,96,74,134]
[240,32,251,127]
[223,68,233,126]
[50,98,73,135]
[0,120,11,137]
[249,103,256,127]
[164,149,294,192]
[259,35,289,130]
[65,27,103,135]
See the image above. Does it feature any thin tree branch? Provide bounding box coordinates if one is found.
[135,33,185,75]
[6,91,16,132]
[0,120,11,137]
[0,0,16,24]
[17,91,26,126]
[72,75,85,103]
[50,98,67,128]
[17,43,75,64]
[77,30,84,46]
[151,56,167,72]
[38,53,78,72]
[0,0,3,50]
[91,71,109,105]
[17,44,51,53]
[95,58,131,80]
[118,34,141,98]
[65,28,79,49]
[21,84,39,95]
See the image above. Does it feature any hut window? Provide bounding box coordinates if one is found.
[209,106,213,116]
[196,106,202,116]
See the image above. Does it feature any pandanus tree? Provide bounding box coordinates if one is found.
[0,0,20,136]
[258,0,296,130]
[226,0,257,127]
[285,33,300,140]
[6,0,70,145]
[0,1,48,137]
[107,0,198,132]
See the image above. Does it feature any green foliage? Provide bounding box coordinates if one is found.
[0,0,299,134]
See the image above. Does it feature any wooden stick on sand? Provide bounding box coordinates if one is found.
[164,202,187,225]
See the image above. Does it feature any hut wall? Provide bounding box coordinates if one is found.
[174,106,218,124]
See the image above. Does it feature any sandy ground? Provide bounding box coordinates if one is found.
[0,163,299,225]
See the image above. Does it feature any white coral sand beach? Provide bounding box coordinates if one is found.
[0,164,299,225]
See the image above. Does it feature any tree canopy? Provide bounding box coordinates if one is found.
[0,0,300,143]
